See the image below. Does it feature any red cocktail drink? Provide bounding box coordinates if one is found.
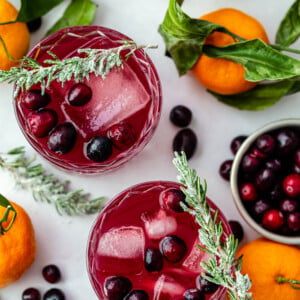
[87,181,230,299]
[14,26,161,173]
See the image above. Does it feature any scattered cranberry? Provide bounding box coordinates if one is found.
[282,174,300,197]
[287,212,300,231]
[144,247,163,272]
[262,209,284,231]
[173,128,197,160]
[170,105,192,127]
[43,288,65,300]
[104,276,132,300]
[124,290,149,300]
[42,264,61,284]
[67,83,92,106]
[159,188,186,212]
[183,288,205,300]
[22,288,41,300]
[26,17,42,32]
[107,122,136,149]
[86,136,113,162]
[159,235,187,262]
[230,135,247,155]
[219,159,233,181]
[229,220,244,242]
[196,274,219,294]
[23,90,50,110]
[239,183,257,202]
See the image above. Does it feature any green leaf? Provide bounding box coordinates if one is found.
[17,0,64,22]
[276,0,300,46]
[46,0,97,36]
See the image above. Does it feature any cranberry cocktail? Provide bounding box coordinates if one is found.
[87,181,231,299]
[14,26,161,173]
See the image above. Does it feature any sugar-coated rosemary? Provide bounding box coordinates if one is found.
[0,147,105,216]
[0,40,158,96]
[173,152,252,300]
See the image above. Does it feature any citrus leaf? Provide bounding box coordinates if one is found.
[46,0,97,36]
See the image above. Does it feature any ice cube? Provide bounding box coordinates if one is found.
[142,209,177,240]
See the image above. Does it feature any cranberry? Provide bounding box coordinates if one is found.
[48,122,77,154]
[196,274,219,294]
[43,288,65,300]
[144,247,164,272]
[280,198,298,214]
[22,288,41,300]
[160,188,187,212]
[124,290,149,300]
[295,149,300,167]
[239,183,257,202]
[107,122,136,149]
[183,288,205,300]
[251,199,271,221]
[255,168,276,192]
[159,235,187,262]
[219,159,233,181]
[251,147,267,159]
[276,129,299,157]
[262,209,284,231]
[67,83,92,106]
[282,174,300,197]
[42,264,61,284]
[230,135,247,155]
[229,220,244,242]
[26,17,42,32]
[173,128,197,160]
[22,90,50,110]
[86,136,113,162]
[269,183,284,202]
[104,276,132,300]
[241,154,261,173]
[170,105,192,127]
[287,212,300,231]
[27,109,58,137]
[265,158,282,173]
[255,134,276,155]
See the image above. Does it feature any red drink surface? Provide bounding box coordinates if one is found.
[14,26,161,173]
[87,181,230,299]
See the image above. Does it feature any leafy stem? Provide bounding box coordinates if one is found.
[276,275,300,289]
[0,194,17,235]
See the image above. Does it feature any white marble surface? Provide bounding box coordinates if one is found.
[1,0,299,299]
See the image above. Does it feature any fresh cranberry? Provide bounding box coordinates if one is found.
[219,159,233,181]
[22,90,50,110]
[104,276,132,300]
[239,182,257,202]
[86,136,113,162]
[251,147,267,159]
[48,122,77,154]
[160,188,187,212]
[229,220,244,242]
[43,288,65,300]
[255,134,276,155]
[276,129,299,157]
[230,135,247,155]
[196,274,219,294]
[287,212,300,231]
[251,199,272,222]
[262,209,284,231]
[144,247,163,272]
[282,174,300,197]
[173,128,197,160]
[255,168,276,192]
[42,264,61,284]
[67,83,92,106]
[27,109,58,138]
[26,17,42,33]
[183,288,205,300]
[159,235,187,262]
[269,183,284,202]
[22,288,41,300]
[280,198,298,214]
[295,149,300,167]
[265,158,282,173]
[241,154,261,173]
[124,290,149,300]
[107,122,136,149]
[170,105,192,127]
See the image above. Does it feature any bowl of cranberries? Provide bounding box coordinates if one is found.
[230,118,300,245]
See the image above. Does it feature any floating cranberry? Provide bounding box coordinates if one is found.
[265,158,282,173]
[241,154,261,173]
[144,247,163,272]
[287,212,300,231]
[280,198,298,214]
[282,174,300,197]
[230,135,247,155]
[159,235,187,263]
[251,199,272,222]
[219,159,233,181]
[107,122,136,149]
[276,129,299,157]
[255,134,276,155]
[229,220,244,242]
[42,264,61,284]
[160,188,186,212]
[67,83,92,106]
[170,105,192,127]
[251,147,267,159]
[27,109,58,138]
[86,136,113,162]
[183,288,205,300]
[22,288,41,300]
[48,122,77,154]
[173,128,197,160]
[196,274,219,294]
[262,209,284,231]
[104,276,132,300]
[255,168,276,192]
[239,183,257,202]
[43,288,65,300]
[23,90,50,110]
[124,290,149,300]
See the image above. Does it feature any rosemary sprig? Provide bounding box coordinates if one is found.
[173,152,252,300]
[0,147,105,216]
[0,40,158,96]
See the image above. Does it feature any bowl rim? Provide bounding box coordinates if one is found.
[230,118,300,245]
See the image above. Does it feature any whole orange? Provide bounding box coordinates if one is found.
[192,8,269,95]
[0,199,36,288]
[237,238,300,300]
[0,0,30,70]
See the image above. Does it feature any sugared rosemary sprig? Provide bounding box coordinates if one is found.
[173,152,252,300]
[0,40,157,96]
[0,147,105,216]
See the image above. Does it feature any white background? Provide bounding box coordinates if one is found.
[1,0,299,299]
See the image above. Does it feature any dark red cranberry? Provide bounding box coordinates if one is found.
[251,199,271,221]
[42,264,61,284]
[241,154,261,173]
[280,198,298,214]
[104,276,132,300]
[293,164,300,174]
[196,274,219,294]
[124,290,149,300]
[276,129,299,157]
[262,209,284,231]
[219,159,233,181]
[287,212,300,231]
[255,134,276,155]
[239,182,257,202]
[282,173,300,197]
[26,17,42,32]
[48,122,77,154]
[251,147,267,159]
[269,183,284,202]
[230,135,247,155]
[295,149,300,167]
[107,122,136,149]
[170,105,192,127]
[160,188,186,212]
[229,220,244,242]
[67,83,92,106]
[173,128,197,160]
[265,158,282,173]
[86,136,113,162]
[43,288,65,300]
[183,288,205,300]
[144,247,163,272]
[27,109,58,137]
[159,235,187,262]
[23,90,50,110]
[255,168,276,192]
[22,288,41,300]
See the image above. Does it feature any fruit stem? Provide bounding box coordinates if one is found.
[276,275,300,289]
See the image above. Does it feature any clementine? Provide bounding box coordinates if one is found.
[192,8,269,95]
[237,238,300,300]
